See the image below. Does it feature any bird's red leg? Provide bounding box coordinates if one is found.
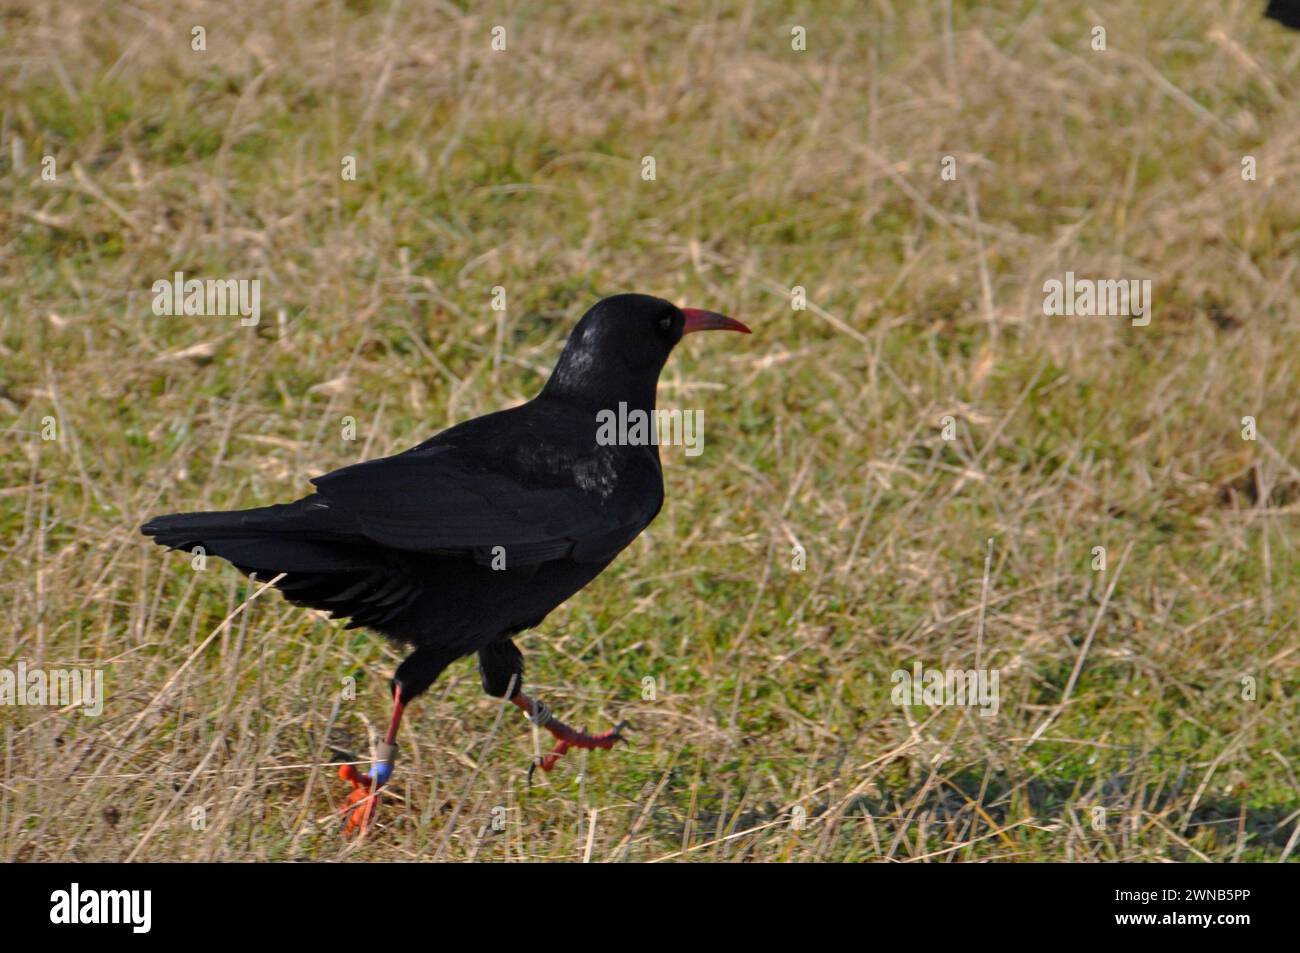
[510,693,628,777]
[338,686,405,836]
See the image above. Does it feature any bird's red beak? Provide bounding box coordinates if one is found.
[680,308,751,335]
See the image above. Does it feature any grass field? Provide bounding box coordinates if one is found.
[2,0,1299,862]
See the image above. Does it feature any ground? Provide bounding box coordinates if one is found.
[2,1,1298,861]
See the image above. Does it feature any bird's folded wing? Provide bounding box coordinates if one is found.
[309,446,656,565]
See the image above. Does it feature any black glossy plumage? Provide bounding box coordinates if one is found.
[142,294,693,700]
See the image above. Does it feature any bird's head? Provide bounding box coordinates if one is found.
[542,293,750,408]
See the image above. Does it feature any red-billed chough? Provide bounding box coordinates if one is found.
[141,293,749,833]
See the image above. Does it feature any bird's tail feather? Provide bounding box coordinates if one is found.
[141,505,423,633]
[141,508,272,548]
[140,501,375,573]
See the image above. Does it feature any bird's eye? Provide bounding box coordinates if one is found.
[658,314,674,334]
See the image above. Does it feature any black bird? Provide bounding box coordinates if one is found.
[142,293,749,832]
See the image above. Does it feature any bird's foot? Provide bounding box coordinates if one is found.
[338,743,397,836]
[510,693,629,781]
[532,717,630,781]
[338,765,381,836]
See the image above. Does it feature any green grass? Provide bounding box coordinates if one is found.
[1,0,1298,862]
